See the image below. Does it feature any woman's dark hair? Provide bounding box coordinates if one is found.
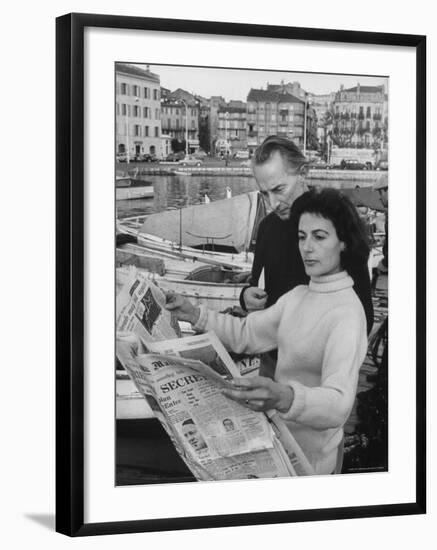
[290,187,370,272]
[253,135,308,173]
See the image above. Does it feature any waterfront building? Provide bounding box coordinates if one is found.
[216,100,247,156]
[160,134,172,159]
[331,83,388,149]
[115,63,161,160]
[246,84,317,155]
[161,89,200,154]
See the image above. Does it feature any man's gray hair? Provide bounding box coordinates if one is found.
[253,135,308,173]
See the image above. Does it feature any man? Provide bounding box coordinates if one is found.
[240,136,308,311]
[181,419,207,452]
[240,135,374,336]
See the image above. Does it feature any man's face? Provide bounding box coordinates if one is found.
[253,150,306,220]
[182,423,206,451]
[223,419,234,432]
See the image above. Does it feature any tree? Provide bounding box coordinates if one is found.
[171,138,186,153]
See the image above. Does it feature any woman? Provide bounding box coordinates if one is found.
[166,188,369,475]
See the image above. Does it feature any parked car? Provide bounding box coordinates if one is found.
[116,152,127,162]
[179,156,203,167]
[308,159,332,170]
[340,159,368,170]
[141,154,159,163]
[376,160,389,171]
[193,149,208,159]
[234,150,250,159]
[165,151,185,162]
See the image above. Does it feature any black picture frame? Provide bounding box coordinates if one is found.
[56,12,426,537]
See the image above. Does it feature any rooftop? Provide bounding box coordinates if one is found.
[342,85,385,94]
[247,88,304,104]
[115,63,160,83]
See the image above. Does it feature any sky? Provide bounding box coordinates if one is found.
[138,63,388,102]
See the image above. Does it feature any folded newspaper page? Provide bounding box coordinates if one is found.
[116,266,181,344]
[117,331,314,479]
[120,352,294,480]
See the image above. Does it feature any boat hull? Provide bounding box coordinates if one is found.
[116,186,154,200]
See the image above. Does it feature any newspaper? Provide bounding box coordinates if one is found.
[116,267,259,374]
[117,331,314,480]
[116,266,181,344]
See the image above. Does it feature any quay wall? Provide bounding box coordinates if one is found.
[118,162,388,182]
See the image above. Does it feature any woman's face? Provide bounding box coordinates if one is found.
[298,212,345,277]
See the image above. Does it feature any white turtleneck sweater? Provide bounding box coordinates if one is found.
[194,271,368,475]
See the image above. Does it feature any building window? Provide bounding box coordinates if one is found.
[143,106,148,118]
[155,108,160,119]
[121,103,127,115]
[366,106,371,118]
[153,89,159,100]
[155,127,159,137]
[121,83,128,95]
[191,120,195,128]
[133,105,140,117]
[144,87,149,99]
[144,126,149,137]
[176,119,180,129]
[167,118,171,128]
[132,85,139,97]
[134,125,141,137]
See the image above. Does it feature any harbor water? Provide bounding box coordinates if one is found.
[116,174,258,218]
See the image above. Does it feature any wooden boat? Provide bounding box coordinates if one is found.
[117,190,264,271]
[116,372,154,419]
[136,191,263,253]
[116,233,253,273]
[116,176,154,201]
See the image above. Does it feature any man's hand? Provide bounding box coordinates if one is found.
[222,376,294,413]
[243,287,268,311]
[165,292,201,325]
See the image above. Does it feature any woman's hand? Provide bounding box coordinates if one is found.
[165,291,200,325]
[222,376,294,413]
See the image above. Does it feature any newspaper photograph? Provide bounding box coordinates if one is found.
[116,266,181,344]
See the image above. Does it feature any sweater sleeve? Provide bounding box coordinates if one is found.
[279,310,367,430]
[194,293,288,355]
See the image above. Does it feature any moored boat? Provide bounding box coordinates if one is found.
[116,176,154,200]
